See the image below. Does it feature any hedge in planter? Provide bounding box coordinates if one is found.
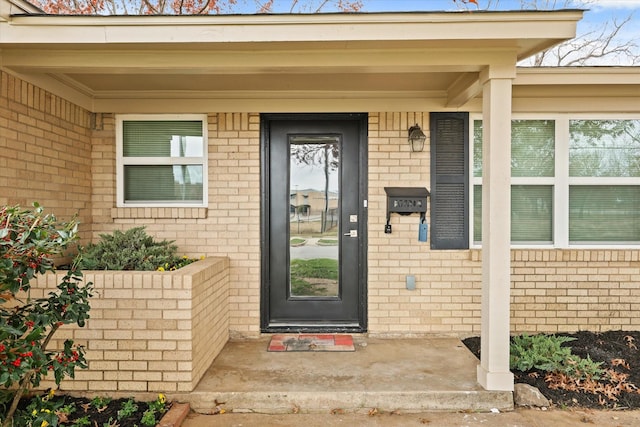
[77,227,198,271]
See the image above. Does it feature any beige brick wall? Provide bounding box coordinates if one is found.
[369,112,483,335]
[0,70,93,243]
[510,249,640,334]
[91,113,262,336]
[34,257,229,393]
[5,72,640,345]
[367,113,640,337]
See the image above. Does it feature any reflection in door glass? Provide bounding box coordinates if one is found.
[289,136,340,297]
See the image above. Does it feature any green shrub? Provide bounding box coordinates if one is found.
[510,333,605,381]
[0,203,93,427]
[78,227,188,271]
[510,333,575,372]
[563,354,605,381]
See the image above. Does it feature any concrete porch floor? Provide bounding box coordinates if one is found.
[173,335,513,414]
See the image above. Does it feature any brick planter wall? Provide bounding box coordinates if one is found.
[33,257,229,393]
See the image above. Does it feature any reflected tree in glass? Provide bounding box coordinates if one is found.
[289,137,340,297]
[570,120,640,177]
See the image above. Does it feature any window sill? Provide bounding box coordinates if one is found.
[111,207,208,219]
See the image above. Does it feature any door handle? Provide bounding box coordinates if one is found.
[343,230,358,237]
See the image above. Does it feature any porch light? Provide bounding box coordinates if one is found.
[408,124,426,152]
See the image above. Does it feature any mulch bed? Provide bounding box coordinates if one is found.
[463,330,640,410]
[14,395,169,426]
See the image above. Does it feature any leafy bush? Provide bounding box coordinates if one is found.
[510,333,604,381]
[78,227,193,271]
[0,203,93,427]
[510,333,576,372]
[562,354,605,381]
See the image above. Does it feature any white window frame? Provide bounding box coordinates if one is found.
[116,114,208,208]
[470,113,640,249]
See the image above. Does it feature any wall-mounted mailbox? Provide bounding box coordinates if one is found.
[384,187,430,234]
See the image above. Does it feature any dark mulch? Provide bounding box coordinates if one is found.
[463,330,640,410]
[14,395,169,426]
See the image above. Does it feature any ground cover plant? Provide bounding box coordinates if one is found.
[464,330,640,409]
[12,392,169,427]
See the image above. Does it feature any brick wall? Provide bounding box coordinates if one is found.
[510,249,640,333]
[5,72,640,344]
[34,257,229,393]
[368,112,470,335]
[367,113,640,336]
[0,70,93,242]
[91,113,262,336]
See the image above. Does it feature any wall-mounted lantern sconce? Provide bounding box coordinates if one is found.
[408,124,426,152]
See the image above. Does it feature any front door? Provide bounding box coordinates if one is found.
[261,114,367,332]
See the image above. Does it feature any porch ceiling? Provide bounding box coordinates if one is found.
[0,10,583,112]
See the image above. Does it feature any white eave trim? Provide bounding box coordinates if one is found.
[515,67,640,85]
[7,10,585,25]
[1,0,43,20]
[1,10,583,45]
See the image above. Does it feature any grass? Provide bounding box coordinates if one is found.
[317,239,338,246]
[290,258,338,296]
[290,238,306,246]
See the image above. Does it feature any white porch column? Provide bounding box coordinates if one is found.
[477,65,515,391]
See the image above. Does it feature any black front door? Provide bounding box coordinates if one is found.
[261,114,367,332]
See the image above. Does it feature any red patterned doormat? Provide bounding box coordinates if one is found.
[267,334,355,352]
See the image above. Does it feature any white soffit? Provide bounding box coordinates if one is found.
[0,8,584,111]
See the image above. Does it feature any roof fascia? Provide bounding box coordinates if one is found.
[1,0,42,20]
[515,66,640,85]
[2,11,582,48]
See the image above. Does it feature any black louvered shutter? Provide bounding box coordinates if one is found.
[430,112,469,249]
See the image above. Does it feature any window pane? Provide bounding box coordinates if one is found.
[473,120,555,177]
[473,185,553,243]
[512,185,553,242]
[473,185,482,242]
[511,120,555,177]
[570,185,640,242]
[123,121,204,157]
[570,120,640,177]
[473,121,483,177]
[124,165,203,202]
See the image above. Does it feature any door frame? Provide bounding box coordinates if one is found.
[260,113,368,333]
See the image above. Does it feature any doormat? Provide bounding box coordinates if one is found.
[267,334,355,352]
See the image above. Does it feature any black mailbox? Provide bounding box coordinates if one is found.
[384,187,430,234]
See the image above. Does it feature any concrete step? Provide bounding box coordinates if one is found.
[173,336,513,414]
[185,389,513,414]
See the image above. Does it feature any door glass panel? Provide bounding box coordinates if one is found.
[289,135,340,298]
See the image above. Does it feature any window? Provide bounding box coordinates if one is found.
[116,115,207,207]
[473,120,555,244]
[471,116,640,247]
[568,120,640,243]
